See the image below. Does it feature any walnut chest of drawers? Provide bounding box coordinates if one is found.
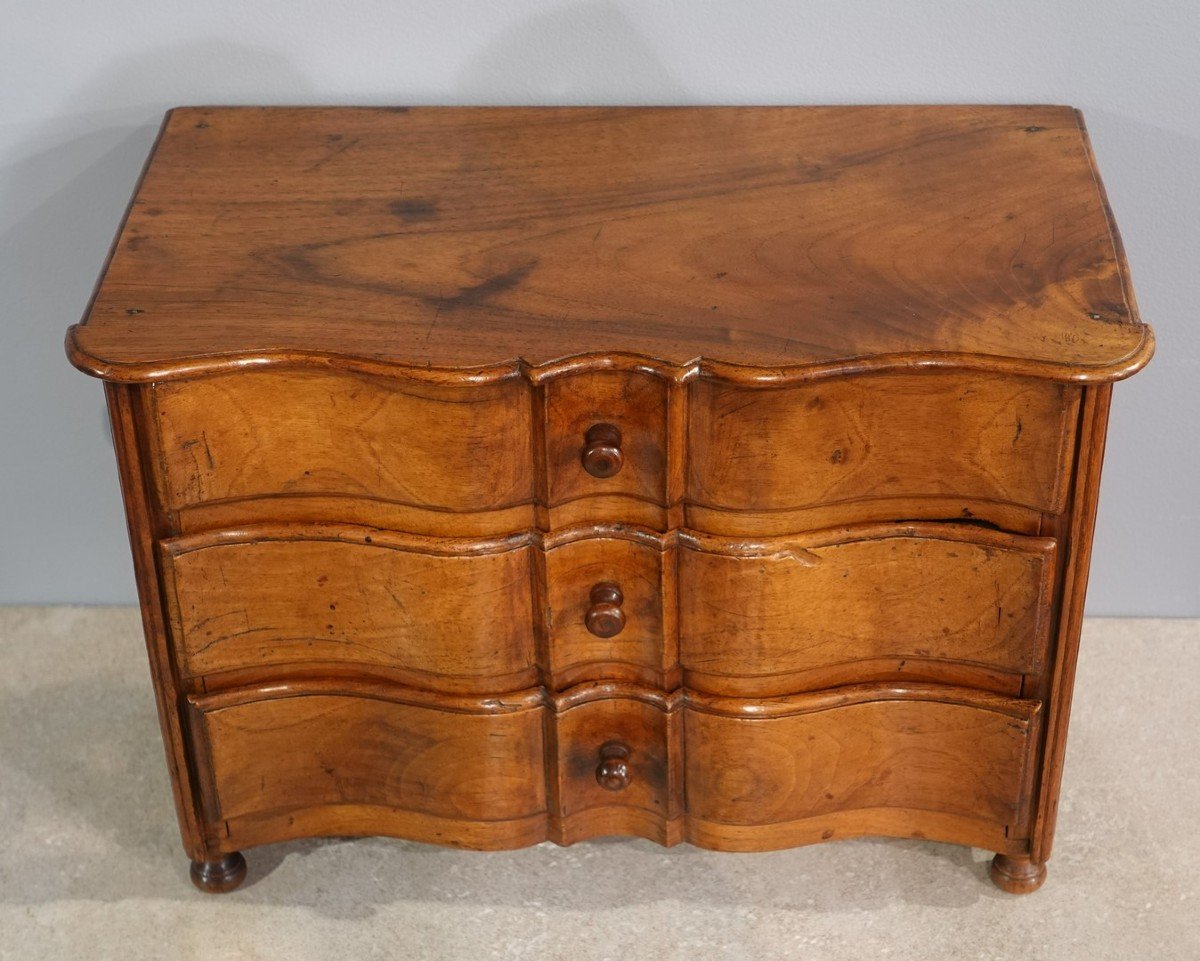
[67,105,1153,895]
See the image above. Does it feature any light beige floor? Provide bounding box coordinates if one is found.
[1,608,1196,960]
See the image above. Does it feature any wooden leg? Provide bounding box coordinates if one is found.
[190,852,247,893]
[989,853,1046,894]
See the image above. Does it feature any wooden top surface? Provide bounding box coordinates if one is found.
[69,105,1152,384]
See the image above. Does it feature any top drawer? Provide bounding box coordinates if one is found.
[149,366,1079,524]
[688,371,1079,516]
[150,369,532,512]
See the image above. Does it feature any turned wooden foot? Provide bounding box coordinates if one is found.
[190,852,247,893]
[989,853,1046,894]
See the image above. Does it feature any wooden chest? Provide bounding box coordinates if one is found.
[66,105,1153,895]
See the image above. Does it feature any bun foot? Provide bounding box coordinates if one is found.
[190,852,247,893]
[989,853,1046,894]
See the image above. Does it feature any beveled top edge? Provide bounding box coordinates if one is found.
[66,325,1155,386]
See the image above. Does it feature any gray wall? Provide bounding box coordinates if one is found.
[3,0,1197,614]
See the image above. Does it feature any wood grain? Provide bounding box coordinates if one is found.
[685,807,1017,855]
[1030,384,1113,863]
[104,384,206,861]
[545,370,667,507]
[684,686,1040,830]
[186,678,1038,854]
[551,693,682,844]
[544,534,667,686]
[150,368,532,511]
[144,363,1082,530]
[188,682,547,829]
[688,371,1079,516]
[68,106,1151,384]
[160,524,537,689]
[158,519,1053,696]
[678,523,1056,691]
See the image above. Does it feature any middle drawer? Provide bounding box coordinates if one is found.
[161,521,1055,695]
[160,525,541,693]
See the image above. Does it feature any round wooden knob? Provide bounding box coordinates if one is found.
[595,741,632,791]
[585,582,625,638]
[582,423,623,478]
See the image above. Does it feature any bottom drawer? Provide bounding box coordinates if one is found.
[186,682,548,850]
[185,680,1039,855]
[684,685,1041,851]
[550,686,683,844]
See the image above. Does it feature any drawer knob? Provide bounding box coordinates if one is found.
[582,423,624,478]
[585,582,626,638]
[595,741,632,791]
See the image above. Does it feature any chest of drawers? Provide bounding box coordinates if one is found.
[67,105,1153,895]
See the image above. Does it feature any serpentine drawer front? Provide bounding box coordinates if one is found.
[67,105,1153,895]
